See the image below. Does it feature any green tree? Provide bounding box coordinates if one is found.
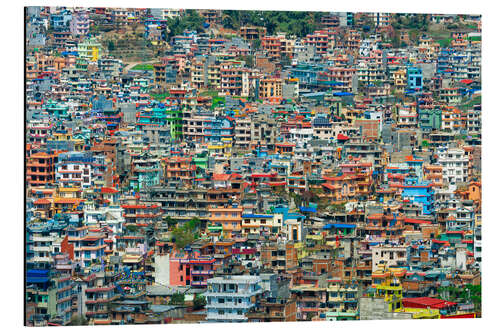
[126,224,139,234]
[186,217,201,231]
[252,39,261,50]
[68,315,88,326]
[193,295,207,310]
[171,217,202,250]
[169,292,185,305]
[164,216,177,229]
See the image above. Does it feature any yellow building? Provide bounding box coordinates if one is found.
[371,263,406,312]
[77,37,103,61]
[258,78,282,99]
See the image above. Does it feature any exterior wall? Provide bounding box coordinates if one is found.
[205,276,262,322]
[153,254,170,286]
[371,246,407,271]
[359,297,412,320]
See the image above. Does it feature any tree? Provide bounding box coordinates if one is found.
[244,54,254,68]
[164,216,177,229]
[169,292,185,305]
[68,315,88,326]
[107,40,115,52]
[193,295,207,310]
[172,217,202,250]
[186,217,201,231]
[252,39,261,50]
[126,224,139,234]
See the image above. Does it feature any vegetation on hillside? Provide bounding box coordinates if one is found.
[221,10,324,37]
[132,63,154,71]
[171,217,202,250]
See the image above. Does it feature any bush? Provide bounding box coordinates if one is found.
[193,295,207,310]
[169,292,185,305]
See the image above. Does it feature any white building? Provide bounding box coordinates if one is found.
[204,275,263,322]
[437,147,468,191]
[56,152,94,189]
[473,226,481,270]
[289,128,314,147]
[371,245,407,271]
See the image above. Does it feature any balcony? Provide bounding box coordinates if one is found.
[191,269,214,276]
[205,313,247,321]
[191,280,208,287]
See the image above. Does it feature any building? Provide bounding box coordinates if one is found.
[204,275,263,322]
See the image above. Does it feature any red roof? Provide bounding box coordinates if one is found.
[34,198,51,205]
[213,174,231,181]
[322,183,338,190]
[404,218,431,224]
[337,133,349,140]
[432,239,450,246]
[402,297,457,309]
[446,230,465,235]
[101,187,118,194]
[460,79,474,84]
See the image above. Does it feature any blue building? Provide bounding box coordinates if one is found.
[50,11,72,31]
[437,50,450,74]
[204,275,263,322]
[289,63,324,85]
[401,177,435,215]
[203,116,234,144]
[407,67,423,90]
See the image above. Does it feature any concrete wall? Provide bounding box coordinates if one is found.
[359,297,413,320]
[154,254,170,286]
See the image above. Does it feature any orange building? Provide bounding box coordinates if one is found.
[363,213,406,240]
[261,36,282,61]
[321,172,373,202]
[26,152,59,186]
[423,164,443,188]
[208,205,243,238]
[162,156,196,185]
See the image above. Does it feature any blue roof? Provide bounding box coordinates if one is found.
[287,213,305,219]
[27,269,50,284]
[27,276,50,284]
[242,214,273,218]
[27,269,49,275]
[303,92,325,97]
[299,206,317,213]
[333,223,356,228]
[323,223,356,229]
[333,92,353,96]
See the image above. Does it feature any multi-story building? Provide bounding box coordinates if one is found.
[258,78,282,100]
[205,275,263,322]
[70,10,89,36]
[56,152,95,189]
[240,26,267,41]
[437,147,469,190]
[208,205,243,238]
[325,278,359,321]
[371,245,408,271]
[27,152,59,187]
[400,177,435,215]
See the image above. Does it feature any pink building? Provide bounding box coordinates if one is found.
[169,251,216,288]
